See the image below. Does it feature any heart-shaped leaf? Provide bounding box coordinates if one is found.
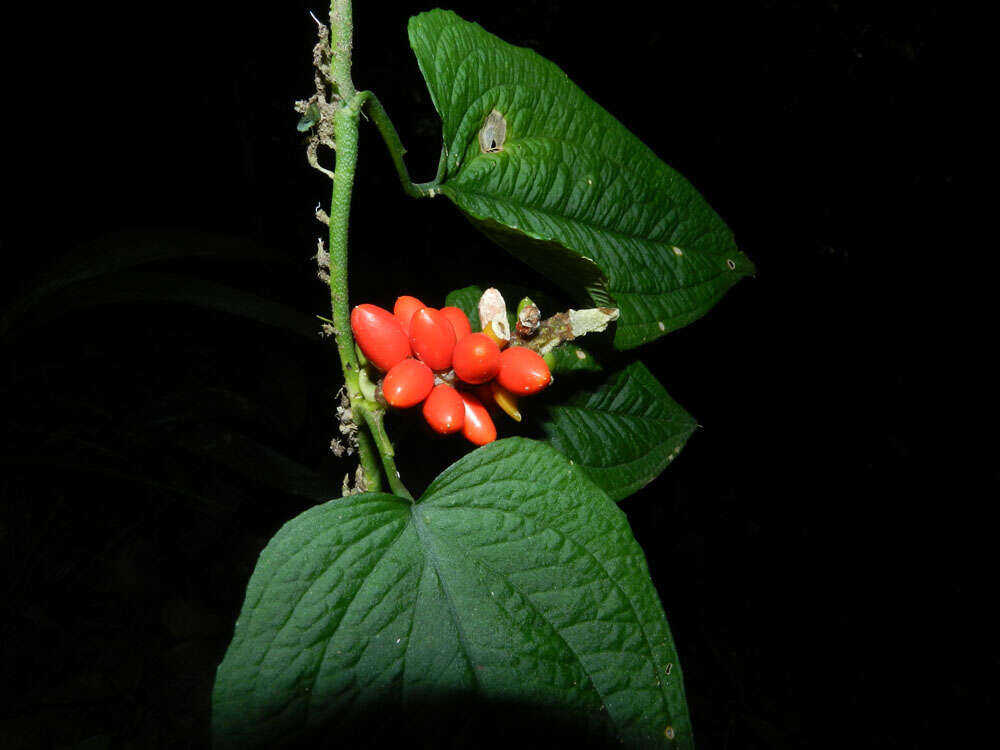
[409,10,754,350]
[213,439,691,749]
[541,363,697,502]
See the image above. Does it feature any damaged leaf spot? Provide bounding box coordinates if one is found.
[479,109,507,153]
[726,258,737,270]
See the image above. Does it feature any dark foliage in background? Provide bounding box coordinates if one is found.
[1,1,989,747]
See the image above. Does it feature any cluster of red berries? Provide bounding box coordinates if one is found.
[350,295,551,445]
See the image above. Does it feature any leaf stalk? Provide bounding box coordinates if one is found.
[358,91,441,198]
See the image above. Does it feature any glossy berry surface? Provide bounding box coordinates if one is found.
[451,333,501,384]
[422,384,465,434]
[382,358,434,408]
[393,295,425,332]
[460,392,497,446]
[497,346,552,395]
[350,304,410,372]
[440,306,473,340]
[409,307,457,371]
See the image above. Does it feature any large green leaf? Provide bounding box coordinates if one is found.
[541,363,697,502]
[213,439,691,749]
[409,10,754,350]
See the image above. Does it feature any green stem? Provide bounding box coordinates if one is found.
[329,0,356,101]
[358,91,441,198]
[328,102,383,493]
[354,426,381,492]
[325,0,411,499]
[358,406,413,500]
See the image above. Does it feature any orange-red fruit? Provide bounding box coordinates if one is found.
[351,304,411,372]
[409,307,457,371]
[422,384,465,434]
[440,306,473,340]
[393,295,425,332]
[460,392,497,446]
[452,333,501,384]
[382,358,434,408]
[497,346,552,395]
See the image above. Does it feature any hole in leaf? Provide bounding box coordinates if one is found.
[479,109,507,154]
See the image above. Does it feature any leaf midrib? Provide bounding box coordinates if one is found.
[421,510,608,705]
[444,185,739,299]
[548,405,686,470]
[408,503,483,693]
[426,498,672,715]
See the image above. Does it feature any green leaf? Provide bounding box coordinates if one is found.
[541,363,697,502]
[213,439,691,749]
[444,284,485,330]
[546,343,603,374]
[409,10,754,349]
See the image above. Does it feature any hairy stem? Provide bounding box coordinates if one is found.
[325,0,411,498]
[358,406,413,500]
[328,102,383,493]
[329,0,355,100]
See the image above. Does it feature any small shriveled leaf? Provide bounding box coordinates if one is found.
[541,362,697,501]
[409,10,753,349]
[213,439,692,749]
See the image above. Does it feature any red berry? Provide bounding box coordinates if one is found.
[440,306,473,340]
[409,307,457,371]
[422,384,465,434]
[393,295,425,332]
[382,358,433,408]
[452,333,501,384]
[460,392,497,446]
[497,346,551,395]
[351,304,410,372]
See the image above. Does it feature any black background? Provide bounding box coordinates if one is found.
[1,1,991,748]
